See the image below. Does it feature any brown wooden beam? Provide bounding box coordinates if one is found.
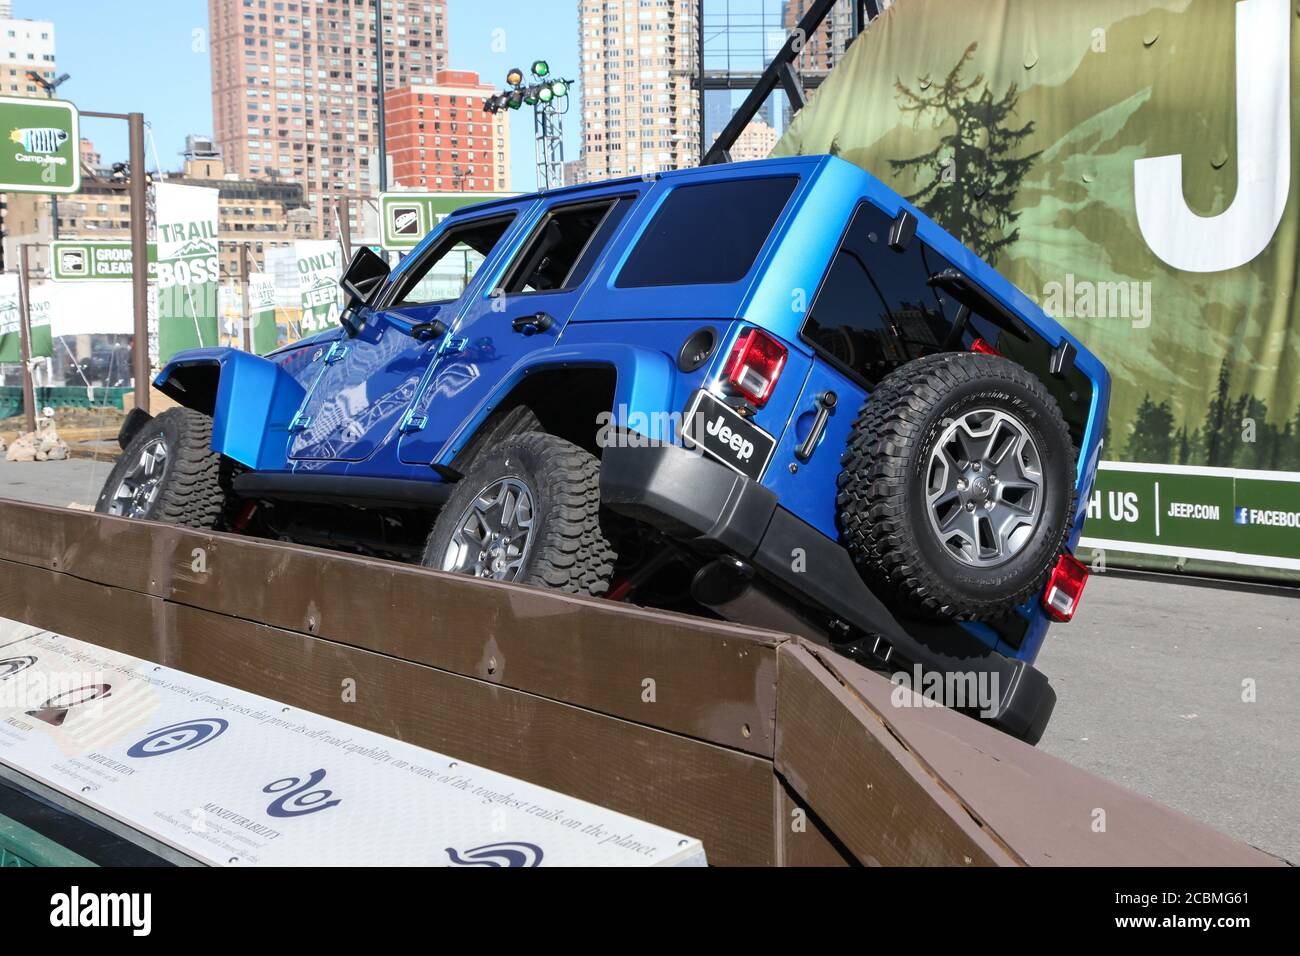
[0,500,780,757]
[775,642,1013,866]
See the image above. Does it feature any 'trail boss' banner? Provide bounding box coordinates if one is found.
[155,182,220,363]
[774,0,1300,579]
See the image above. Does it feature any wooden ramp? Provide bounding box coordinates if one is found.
[0,499,1282,867]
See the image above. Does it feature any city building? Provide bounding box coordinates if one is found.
[0,1,58,272]
[729,119,778,163]
[0,1,55,98]
[79,138,101,172]
[782,0,855,80]
[2,141,317,281]
[207,0,449,240]
[562,158,586,188]
[578,0,701,182]
[384,70,510,191]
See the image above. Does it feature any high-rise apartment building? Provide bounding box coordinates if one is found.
[782,0,852,79]
[730,119,778,164]
[208,0,449,239]
[0,1,55,98]
[782,0,892,79]
[384,70,510,191]
[578,0,701,183]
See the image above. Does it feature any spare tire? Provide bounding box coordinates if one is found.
[837,352,1076,621]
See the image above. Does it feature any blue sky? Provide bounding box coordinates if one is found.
[20,0,580,191]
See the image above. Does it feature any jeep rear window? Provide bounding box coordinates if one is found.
[802,202,1002,388]
[387,213,515,308]
[615,176,798,288]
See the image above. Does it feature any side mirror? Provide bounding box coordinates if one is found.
[339,247,391,335]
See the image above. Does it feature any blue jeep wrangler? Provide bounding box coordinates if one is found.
[98,156,1108,743]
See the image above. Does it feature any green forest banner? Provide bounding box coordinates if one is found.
[774,0,1300,578]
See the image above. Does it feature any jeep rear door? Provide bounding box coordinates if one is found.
[396,188,642,466]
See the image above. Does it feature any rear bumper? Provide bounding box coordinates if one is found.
[601,442,1055,744]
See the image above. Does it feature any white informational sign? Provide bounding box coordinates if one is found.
[0,622,706,867]
[263,245,301,310]
[0,274,52,335]
[46,281,135,337]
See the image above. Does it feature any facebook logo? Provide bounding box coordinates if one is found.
[1234,507,1250,525]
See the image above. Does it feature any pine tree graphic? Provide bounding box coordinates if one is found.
[889,43,1041,265]
[1124,393,1176,464]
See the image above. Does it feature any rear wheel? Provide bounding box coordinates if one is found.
[95,408,229,528]
[837,352,1076,621]
[422,432,617,596]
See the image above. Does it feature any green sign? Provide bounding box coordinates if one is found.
[1080,463,1300,573]
[379,191,515,249]
[0,95,80,194]
[156,182,220,362]
[294,239,343,334]
[0,275,52,362]
[247,272,280,355]
[51,240,158,282]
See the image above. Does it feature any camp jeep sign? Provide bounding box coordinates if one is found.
[0,95,80,194]
[155,182,220,362]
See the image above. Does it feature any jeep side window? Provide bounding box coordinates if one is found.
[387,213,515,308]
[500,197,632,295]
[615,176,798,288]
[802,202,980,388]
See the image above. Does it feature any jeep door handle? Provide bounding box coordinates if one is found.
[511,312,554,336]
[409,319,447,341]
[795,391,837,463]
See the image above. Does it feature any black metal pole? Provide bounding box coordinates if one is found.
[698,0,706,162]
[702,0,840,165]
[17,243,37,434]
[128,111,150,415]
[375,0,388,194]
[337,195,353,260]
[240,242,252,353]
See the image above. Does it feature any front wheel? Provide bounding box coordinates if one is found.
[421,432,617,596]
[95,407,230,528]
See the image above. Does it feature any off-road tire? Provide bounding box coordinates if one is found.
[95,408,229,528]
[837,352,1076,621]
[422,431,617,596]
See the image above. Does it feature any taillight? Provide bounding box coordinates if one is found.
[970,337,1000,356]
[724,328,787,407]
[1043,553,1089,622]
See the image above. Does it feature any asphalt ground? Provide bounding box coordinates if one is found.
[2,458,1296,861]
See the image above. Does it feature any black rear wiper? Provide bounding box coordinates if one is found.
[927,268,1030,342]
